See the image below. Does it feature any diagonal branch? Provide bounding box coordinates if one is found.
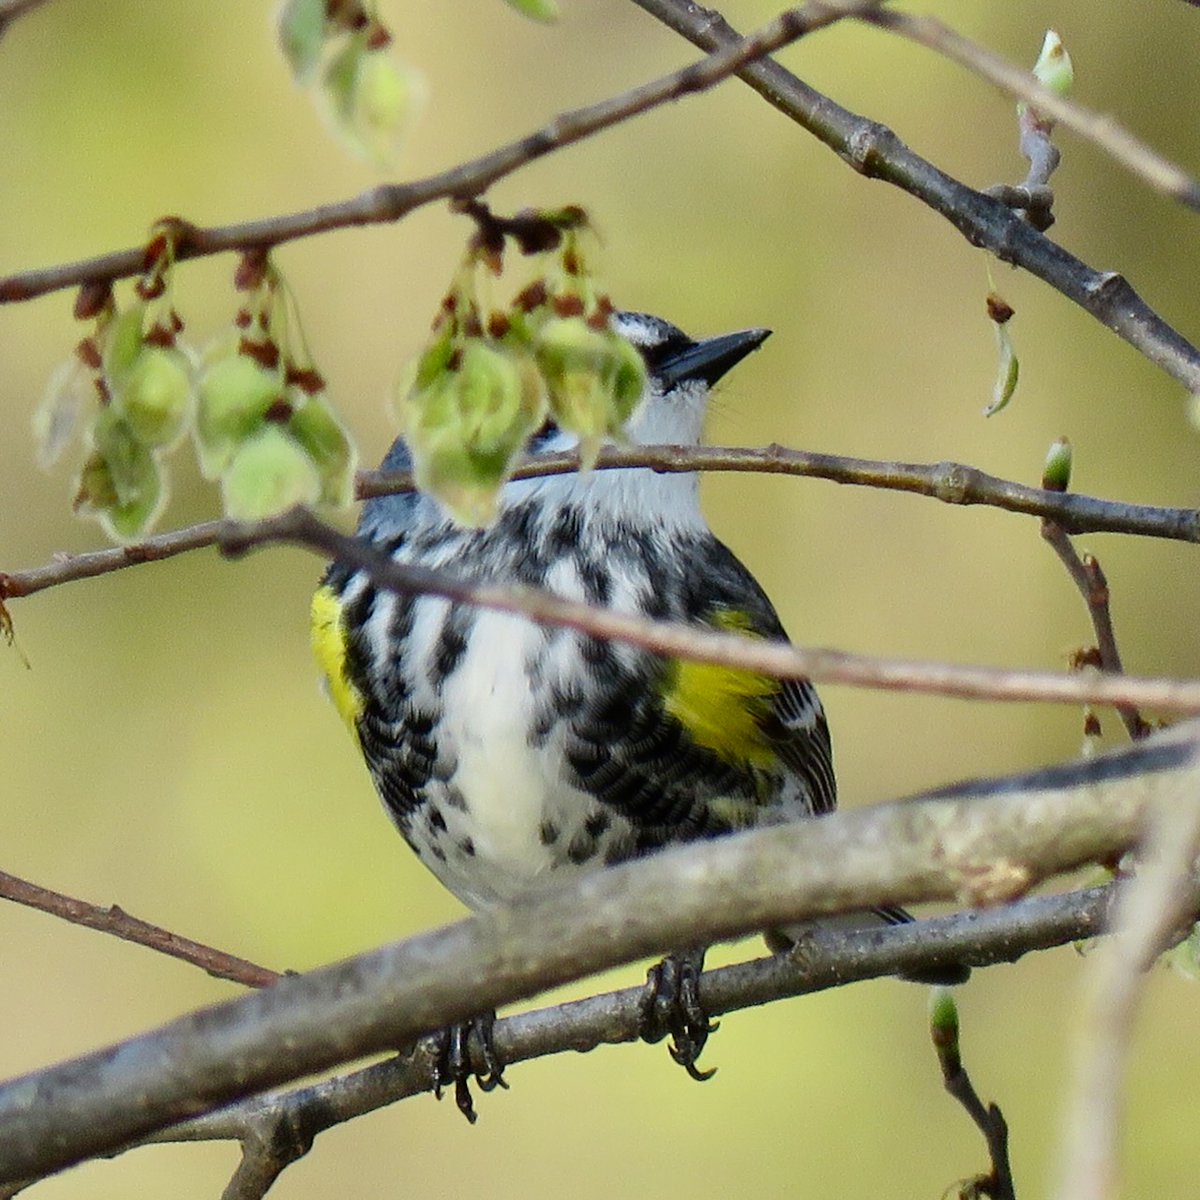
[0,722,1196,1184]
[0,0,877,306]
[221,506,1200,714]
[0,870,280,990]
[629,0,1200,393]
[856,8,1200,209]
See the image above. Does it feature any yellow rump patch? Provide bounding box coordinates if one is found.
[311,584,364,736]
[662,607,778,770]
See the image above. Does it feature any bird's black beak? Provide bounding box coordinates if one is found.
[656,327,771,390]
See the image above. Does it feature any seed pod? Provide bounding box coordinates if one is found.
[116,347,195,449]
[288,389,358,507]
[195,354,285,479]
[220,425,323,520]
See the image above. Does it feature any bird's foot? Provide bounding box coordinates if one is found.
[638,953,718,1081]
[431,1010,508,1123]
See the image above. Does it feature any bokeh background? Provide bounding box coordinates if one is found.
[2,1,1199,1196]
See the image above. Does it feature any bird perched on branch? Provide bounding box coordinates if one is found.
[312,310,965,1120]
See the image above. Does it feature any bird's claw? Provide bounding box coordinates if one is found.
[431,1010,508,1123]
[639,954,718,1081]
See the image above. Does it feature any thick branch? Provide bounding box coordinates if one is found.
[630,0,1200,393]
[0,724,1195,1183]
[133,887,1107,1200]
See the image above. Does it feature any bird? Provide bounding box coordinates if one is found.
[311,310,965,1119]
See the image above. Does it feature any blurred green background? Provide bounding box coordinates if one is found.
[2,1,1199,1195]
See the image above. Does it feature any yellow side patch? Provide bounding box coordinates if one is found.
[311,584,364,736]
[662,608,778,771]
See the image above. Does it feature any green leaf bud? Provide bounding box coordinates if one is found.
[220,425,323,521]
[1042,436,1073,492]
[115,347,195,449]
[195,354,286,479]
[1032,30,1073,99]
[928,987,961,1076]
[288,390,358,507]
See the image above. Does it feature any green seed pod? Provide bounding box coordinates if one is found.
[101,303,147,388]
[401,341,545,526]
[115,346,195,449]
[92,408,157,506]
[535,317,638,463]
[195,354,285,479]
[278,0,327,84]
[288,390,358,507]
[74,434,165,542]
[220,425,322,521]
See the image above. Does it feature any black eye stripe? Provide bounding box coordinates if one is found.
[638,332,695,375]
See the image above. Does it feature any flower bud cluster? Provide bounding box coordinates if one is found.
[37,230,199,540]
[395,207,648,526]
[196,253,356,521]
[278,0,424,167]
[38,234,356,543]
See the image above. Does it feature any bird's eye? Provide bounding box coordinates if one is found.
[529,416,560,448]
[639,332,696,378]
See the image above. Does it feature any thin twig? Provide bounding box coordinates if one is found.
[1053,795,1200,1200]
[931,994,1016,1200]
[219,505,1200,714]
[0,0,51,39]
[629,0,1200,393]
[0,870,280,989]
[1040,522,1151,740]
[0,1,876,306]
[3,445,1198,604]
[1,721,1193,1184]
[857,9,1200,210]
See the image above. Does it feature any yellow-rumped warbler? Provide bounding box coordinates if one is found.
[312,311,963,1117]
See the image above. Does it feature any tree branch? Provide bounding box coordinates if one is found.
[0,0,877,306]
[0,723,1195,1183]
[123,887,1106,1200]
[3,445,1197,606]
[220,506,1200,714]
[0,0,51,40]
[1040,521,1150,740]
[0,870,280,990]
[856,8,1200,210]
[629,0,1200,393]
[1054,793,1200,1200]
